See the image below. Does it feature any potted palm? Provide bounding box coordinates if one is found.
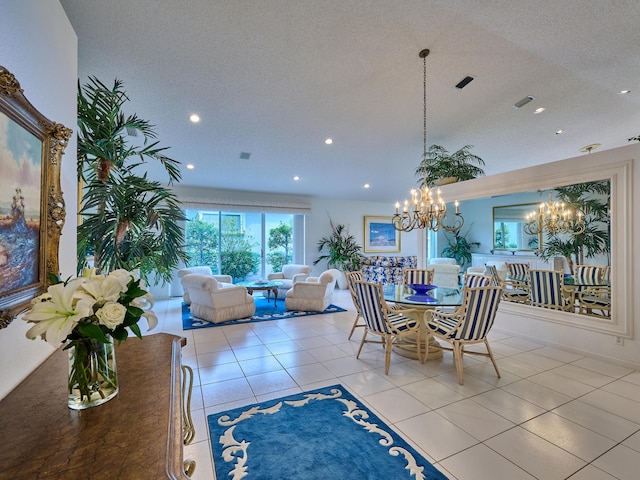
[314,220,363,289]
[415,144,486,187]
[77,77,188,284]
[441,228,480,269]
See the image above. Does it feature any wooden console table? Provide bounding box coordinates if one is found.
[0,333,192,479]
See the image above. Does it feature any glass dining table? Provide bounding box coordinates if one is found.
[382,284,463,361]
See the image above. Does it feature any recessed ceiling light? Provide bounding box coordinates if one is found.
[618,89,631,95]
[325,138,333,145]
[363,184,370,189]
[186,163,195,169]
[189,114,200,123]
[533,107,545,114]
[555,129,565,135]
[293,176,300,181]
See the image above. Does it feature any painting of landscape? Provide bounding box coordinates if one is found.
[0,111,41,297]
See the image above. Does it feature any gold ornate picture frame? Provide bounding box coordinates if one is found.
[0,66,71,329]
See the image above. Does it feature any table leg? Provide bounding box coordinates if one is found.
[392,308,443,360]
[272,287,278,307]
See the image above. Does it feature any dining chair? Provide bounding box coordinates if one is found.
[573,265,606,295]
[484,264,503,287]
[425,284,504,385]
[577,286,611,318]
[462,273,492,288]
[402,268,434,285]
[528,269,575,312]
[503,262,530,304]
[353,280,423,374]
[345,270,365,340]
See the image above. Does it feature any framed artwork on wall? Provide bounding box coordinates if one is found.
[0,66,71,329]
[363,216,400,253]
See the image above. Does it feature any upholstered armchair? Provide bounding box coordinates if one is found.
[268,264,312,299]
[177,266,233,305]
[181,274,255,324]
[285,269,340,312]
[431,264,461,288]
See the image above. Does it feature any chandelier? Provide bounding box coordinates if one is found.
[392,49,463,233]
[524,190,585,236]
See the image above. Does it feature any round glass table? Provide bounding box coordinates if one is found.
[382,284,463,360]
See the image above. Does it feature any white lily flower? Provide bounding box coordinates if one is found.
[142,310,158,331]
[77,275,125,304]
[108,269,134,289]
[24,280,93,346]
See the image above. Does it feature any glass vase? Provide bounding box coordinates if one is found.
[67,336,118,410]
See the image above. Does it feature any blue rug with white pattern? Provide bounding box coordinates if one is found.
[207,384,448,479]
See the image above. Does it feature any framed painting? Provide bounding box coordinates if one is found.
[0,67,72,329]
[364,216,400,253]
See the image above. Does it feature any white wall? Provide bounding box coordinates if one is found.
[0,1,78,399]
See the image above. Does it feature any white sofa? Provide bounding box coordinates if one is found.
[285,269,340,312]
[181,274,255,324]
[267,264,311,299]
[177,266,232,305]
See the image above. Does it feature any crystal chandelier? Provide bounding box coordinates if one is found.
[392,49,463,233]
[523,190,585,236]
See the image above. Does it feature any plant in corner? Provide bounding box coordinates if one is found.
[314,220,363,288]
[415,144,486,187]
[77,77,188,284]
[441,228,480,269]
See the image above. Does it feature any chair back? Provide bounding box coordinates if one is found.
[463,273,491,288]
[574,265,604,286]
[346,270,363,310]
[431,264,461,288]
[453,285,503,341]
[402,268,434,285]
[529,269,567,308]
[428,257,457,266]
[484,265,502,287]
[506,262,530,277]
[353,280,393,334]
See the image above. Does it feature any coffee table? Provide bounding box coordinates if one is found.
[235,280,284,306]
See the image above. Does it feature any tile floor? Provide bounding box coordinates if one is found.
[152,289,640,480]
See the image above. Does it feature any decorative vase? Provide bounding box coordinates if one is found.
[67,336,118,410]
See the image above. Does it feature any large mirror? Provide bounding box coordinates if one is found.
[493,203,542,252]
[438,155,631,338]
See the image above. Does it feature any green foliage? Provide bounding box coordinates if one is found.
[76,77,187,284]
[539,180,610,274]
[441,228,480,268]
[267,222,292,271]
[220,221,258,281]
[415,144,485,187]
[185,218,219,269]
[314,220,363,272]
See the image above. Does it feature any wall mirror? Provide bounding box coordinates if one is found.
[493,203,542,252]
[440,155,631,338]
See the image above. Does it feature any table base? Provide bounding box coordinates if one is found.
[393,334,443,360]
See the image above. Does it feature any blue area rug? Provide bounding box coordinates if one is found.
[208,384,449,480]
[182,298,346,330]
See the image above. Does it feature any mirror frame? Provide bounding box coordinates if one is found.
[492,203,542,252]
[0,67,71,329]
[441,155,632,338]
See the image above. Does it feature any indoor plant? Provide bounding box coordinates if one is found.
[441,228,480,269]
[77,77,188,284]
[22,268,157,409]
[314,220,363,288]
[415,144,486,187]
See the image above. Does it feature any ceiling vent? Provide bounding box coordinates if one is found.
[239,152,251,160]
[455,76,475,89]
[513,96,535,108]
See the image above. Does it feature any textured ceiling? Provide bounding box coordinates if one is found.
[60,0,640,203]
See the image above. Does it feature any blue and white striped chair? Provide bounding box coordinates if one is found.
[528,269,575,312]
[426,284,504,384]
[462,273,492,288]
[345,270,365,340]
[573,265,605,294]
[503,262,530,304]
[484,264,504,287]
[402,268,434,285]
[353,280,423,374]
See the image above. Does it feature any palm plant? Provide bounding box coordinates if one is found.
[77,77,187,284]
[539,180,610,273]
[314,220,363,272]
[415,144,486,187]
[441,228,480,268]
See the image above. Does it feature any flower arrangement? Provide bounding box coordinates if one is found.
[23,268,157,408]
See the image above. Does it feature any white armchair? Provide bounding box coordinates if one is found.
[182,274,255,324]
[285,269,340,312]
[177,266,233,305]
[431,264,461,288]
[267,264,311,299]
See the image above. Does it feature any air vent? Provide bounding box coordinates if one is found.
[239,152,251,160]
[513,96,535,108]
[455,76,475,89]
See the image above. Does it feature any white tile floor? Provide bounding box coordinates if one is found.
[152,289,640,480]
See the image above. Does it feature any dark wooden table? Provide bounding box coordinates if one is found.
[0,333,190,480]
